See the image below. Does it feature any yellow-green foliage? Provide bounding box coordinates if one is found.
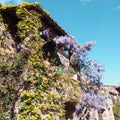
[0,4,14,11]
[0,2,81,120]
[113,102,120,120]
[0,14,8,46]
[16,2,42,39]
[0,9,19,118]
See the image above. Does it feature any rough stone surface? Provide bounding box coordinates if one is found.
[57,52,69,68]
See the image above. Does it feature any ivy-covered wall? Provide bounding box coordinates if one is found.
[0,2,81,120]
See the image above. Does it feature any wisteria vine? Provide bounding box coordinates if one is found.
[53,35,96,58]
[53,35,108,111]
[42,30,109,112]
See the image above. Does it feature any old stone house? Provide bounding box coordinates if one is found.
[0,2,116,120]
[0,2,80,119]
[102,85,120,103]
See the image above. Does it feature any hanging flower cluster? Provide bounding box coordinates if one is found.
[52,35,107,111]
[53,35,96,57]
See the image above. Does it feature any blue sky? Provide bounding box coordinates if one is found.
[0,0,120,85]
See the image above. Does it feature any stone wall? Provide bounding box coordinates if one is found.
[89,99,115,120]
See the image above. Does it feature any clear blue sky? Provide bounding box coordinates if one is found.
[1,0,120,85]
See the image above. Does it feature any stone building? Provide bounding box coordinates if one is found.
[0,2,80,119]
[102,85,120,103]
[98,84,120,120]
[0,2,117,120]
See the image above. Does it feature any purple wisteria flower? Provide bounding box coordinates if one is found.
[50,34,107,111]
[78,41,96,57]
[83,60,105,87]
[53,35,96,58]
[81,92,108,111]
[53,35,78,52]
